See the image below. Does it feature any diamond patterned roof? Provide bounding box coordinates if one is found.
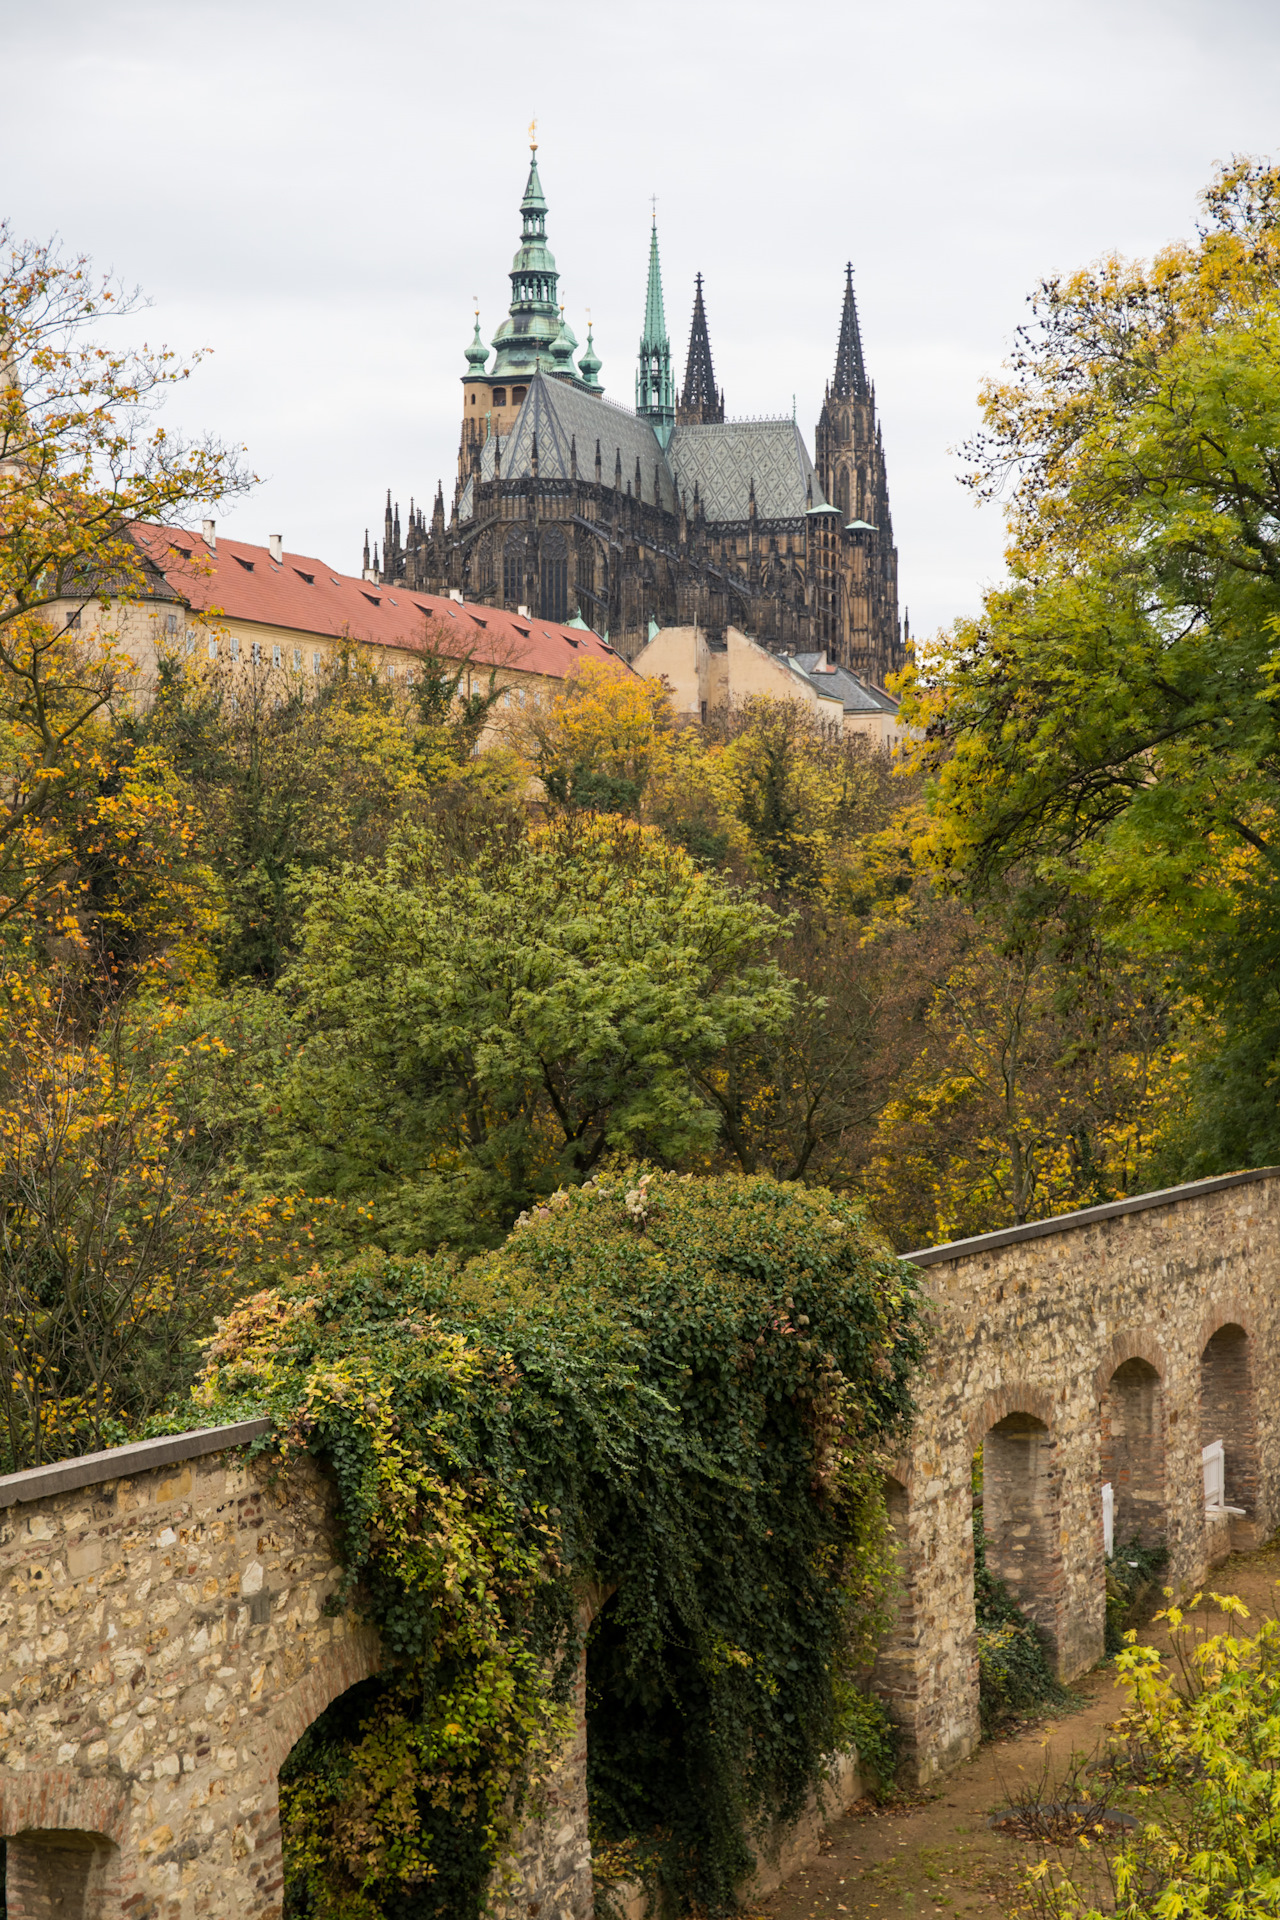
[667,420,826,523]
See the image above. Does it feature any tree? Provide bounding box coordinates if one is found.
[898,158,1280,1168]
[221,813,794,1253]
[145,642,518,983]
[0,985,291,1469]
[864,893,1179,1248]
[525,656,676,815]
[0,226,249,937]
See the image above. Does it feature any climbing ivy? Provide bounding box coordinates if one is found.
[189,1170,924,1918]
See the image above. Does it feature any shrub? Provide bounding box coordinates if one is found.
[186,1169,924,1919]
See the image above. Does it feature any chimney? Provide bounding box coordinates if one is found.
[268,534,283,564]
[202,519,216,551]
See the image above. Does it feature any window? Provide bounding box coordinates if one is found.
[294,569,315,584]
[165,611,178,635]
[512,386,527,403]
[66,608,81,630]
[230,635,240,661]
[471,393,477,404]
[293,647,301,670]
[208,637,218,661]
[234,555,255,571]
[493,388,507,406]
[312,650,321,675]
[540,528,568,624]
[252,642,261,665]
[503,532,525,606]
[387,661,397,680]
[185,630,196,656]
[273,644,282,668]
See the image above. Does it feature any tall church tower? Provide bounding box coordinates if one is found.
[677,274,724,424]
[814,266,902,684]
[636,217,675,448]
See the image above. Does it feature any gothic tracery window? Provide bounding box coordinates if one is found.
[504,532,525,606]
[540,527,568,624]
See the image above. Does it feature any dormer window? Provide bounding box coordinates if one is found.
[234,555,255,571]
[493,388,507,406]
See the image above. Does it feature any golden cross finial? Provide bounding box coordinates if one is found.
[650,192,658,224]
[529,115,538,152]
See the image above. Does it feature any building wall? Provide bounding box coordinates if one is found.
[46,598,556,748]
[633,625,886,741]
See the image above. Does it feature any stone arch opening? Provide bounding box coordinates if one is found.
[1101,1357,1165,1550]
[1200,1323,1258,1515]
[980,1411,1063,1665]
[4,1829,120,1917]
[277,1674,402,1917]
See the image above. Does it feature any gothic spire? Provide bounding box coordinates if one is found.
[832,263,869,400]
[636,212,675,447]
[679,272,723,424]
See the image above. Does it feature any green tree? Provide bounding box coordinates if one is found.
[899,159,1280,1169]
[219,812,793,1253]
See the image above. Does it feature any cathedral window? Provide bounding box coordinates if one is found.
[540,528,568,624]
[504,532,525,606]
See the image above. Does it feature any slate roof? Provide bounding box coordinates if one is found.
[460,372,676,518]
[788,651,899,714]
[667,419,827,523]
[458,374,826,529]
[128,525,621,679]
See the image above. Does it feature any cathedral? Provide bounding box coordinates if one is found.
[367,138,905,681]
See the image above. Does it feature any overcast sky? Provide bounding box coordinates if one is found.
[6,0,1278,641]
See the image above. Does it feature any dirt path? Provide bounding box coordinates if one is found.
[752,1542,1280,1920]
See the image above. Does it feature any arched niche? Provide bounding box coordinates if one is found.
[1101,1357,1165,1550]
[1200,1323,1258,1515]
[981,1411,1063,1663]
[5,1828,119,1918]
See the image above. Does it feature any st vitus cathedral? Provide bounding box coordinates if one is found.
[367,136,905,681]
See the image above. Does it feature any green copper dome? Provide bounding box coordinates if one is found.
[578,322,602,391]
[550,310,578,375]
[464,315,490,376]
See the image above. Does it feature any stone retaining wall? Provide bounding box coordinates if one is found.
[881,1168,1280,1782]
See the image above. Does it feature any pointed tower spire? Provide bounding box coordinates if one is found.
[490,130,565,381]
[832,263,869,400]
[636,208,675,447]
[678,273,723,424]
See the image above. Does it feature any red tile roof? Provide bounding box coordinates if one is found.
[129,525,624,680]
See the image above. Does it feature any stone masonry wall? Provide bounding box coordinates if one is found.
[0,1431,378,1917]
[882,1170,1280,1784]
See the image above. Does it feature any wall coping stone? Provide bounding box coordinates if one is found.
[904,1167,1280,1268]
[0,1419,273,1509]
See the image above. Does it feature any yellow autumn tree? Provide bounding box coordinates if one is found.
[525,656,677,814]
